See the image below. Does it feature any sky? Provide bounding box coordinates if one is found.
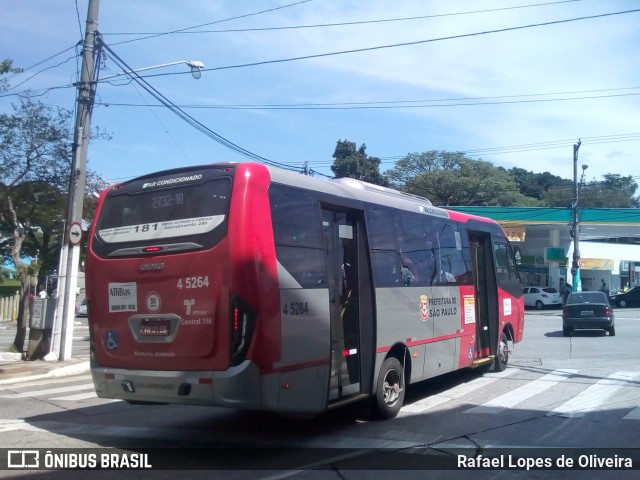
[1,0,640,187]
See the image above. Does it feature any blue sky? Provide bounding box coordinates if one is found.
[1,0,639,185]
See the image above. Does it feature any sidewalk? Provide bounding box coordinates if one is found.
[0,319,90,385]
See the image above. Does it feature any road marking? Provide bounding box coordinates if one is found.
[50,391,99,401]
[0,383,94,399]
[464,369,578,414]
[0,419,49,433]
[0,374,92,390]
[548,371,640,419]
[400,368,519,415]
[622,407,640,420]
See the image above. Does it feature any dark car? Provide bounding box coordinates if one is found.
[562,291,614,336]
[609,285,640,308]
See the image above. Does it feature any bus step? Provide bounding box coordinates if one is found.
[471,357,494,368]
[327,393,369,410]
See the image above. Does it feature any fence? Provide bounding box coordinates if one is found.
[0,292,20,322]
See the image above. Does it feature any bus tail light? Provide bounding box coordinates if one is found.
[230,296,256,366]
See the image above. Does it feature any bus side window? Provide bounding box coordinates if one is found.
[371,251,401,287]
[270,184,327,288]
[494,241,519,283]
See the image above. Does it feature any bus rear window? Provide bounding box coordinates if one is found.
[93,174,232,257]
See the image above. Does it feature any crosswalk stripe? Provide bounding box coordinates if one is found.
[0,383,94,399]
[464,369,578,414]
[400,368,519,415]
[0,374,92,390]
[622,407,640,420]
[548,371,640,419]
[50,391,98,401]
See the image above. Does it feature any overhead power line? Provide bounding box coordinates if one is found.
[189,9,640,73]
[97,38,305,174]
[102,0,585,36]
[106,0,312,46]
[94,85,640,110]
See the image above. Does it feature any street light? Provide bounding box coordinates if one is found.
[571,140,587,292]
[50,5,206,361]
[98,60,205,81]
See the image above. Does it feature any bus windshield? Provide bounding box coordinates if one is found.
[92,168,232,257]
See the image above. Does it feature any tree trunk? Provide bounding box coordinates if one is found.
[7,194,31,355]
[11,275,31,354]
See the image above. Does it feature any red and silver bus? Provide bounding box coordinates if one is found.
[86,162,524,419]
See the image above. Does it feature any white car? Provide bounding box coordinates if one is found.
[522,287,562,309]
[77,299,88,317]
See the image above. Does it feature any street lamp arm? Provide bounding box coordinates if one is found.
[98,60,205,81]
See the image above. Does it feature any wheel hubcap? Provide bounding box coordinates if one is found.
[499,339,508,364]
[383,370,402,405]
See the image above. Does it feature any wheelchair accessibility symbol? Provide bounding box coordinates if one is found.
[104,331,119,351]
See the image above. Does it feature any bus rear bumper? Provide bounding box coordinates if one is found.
[90,360,262,409]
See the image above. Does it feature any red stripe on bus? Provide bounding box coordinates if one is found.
[377,332,467,353]
[264,358,330,375]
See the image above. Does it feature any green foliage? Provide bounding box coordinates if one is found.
[385,151,540,207]
[0,93,109,285]
[0,59,22,93]
[330,140,389,186]
[541,174,640,208]
[508,167,567,200]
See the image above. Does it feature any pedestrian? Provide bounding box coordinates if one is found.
[600,279,609,295]
[562,283,572,306]
[37,285,47,299]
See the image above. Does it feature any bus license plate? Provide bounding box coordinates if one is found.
[140,319,170,336]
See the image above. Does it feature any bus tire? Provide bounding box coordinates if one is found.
[374,357,405,419]
[494,332,510,372]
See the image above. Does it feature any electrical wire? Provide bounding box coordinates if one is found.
[102,0,585,36]
[107,0,312,46]
[189,9,640,73]
[97,38,306,174]
[93,85,640,110]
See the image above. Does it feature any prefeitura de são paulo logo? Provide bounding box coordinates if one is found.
[420,295,429,321]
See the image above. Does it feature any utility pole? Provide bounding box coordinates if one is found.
[50,0,100,360]
[571,139,581,293]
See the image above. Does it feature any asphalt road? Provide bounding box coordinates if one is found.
[0,309,638,479]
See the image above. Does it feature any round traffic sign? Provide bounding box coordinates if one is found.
[68,222,83,245]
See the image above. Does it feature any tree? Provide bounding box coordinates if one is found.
[542,174,640,208]
[330,140,389,186]
[0,93,108,353]
[508,167,566,200]
[0,60,22,92]
[385,151,540,206]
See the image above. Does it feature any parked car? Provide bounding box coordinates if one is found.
[522,286,562,309]
[77,298,88,317]
[562,291,614,336]
[609,285,640,308]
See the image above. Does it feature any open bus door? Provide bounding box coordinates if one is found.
[469,232,499,366]
[322,207,374,406]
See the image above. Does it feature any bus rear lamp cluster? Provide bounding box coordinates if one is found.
[230,296,256,366]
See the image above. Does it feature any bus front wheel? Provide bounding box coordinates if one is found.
[374,357,405,419]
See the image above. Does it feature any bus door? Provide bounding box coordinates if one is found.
[322,208,365,402]
[469,232,496,359]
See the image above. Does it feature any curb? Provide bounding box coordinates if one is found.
[0,360,90,386]
[0,352,22,362]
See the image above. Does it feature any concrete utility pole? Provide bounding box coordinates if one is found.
[51,0,100,360]
[571,139,582,293]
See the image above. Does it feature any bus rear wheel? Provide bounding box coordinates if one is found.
[374,357,405,419]
[494,332,510,372]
